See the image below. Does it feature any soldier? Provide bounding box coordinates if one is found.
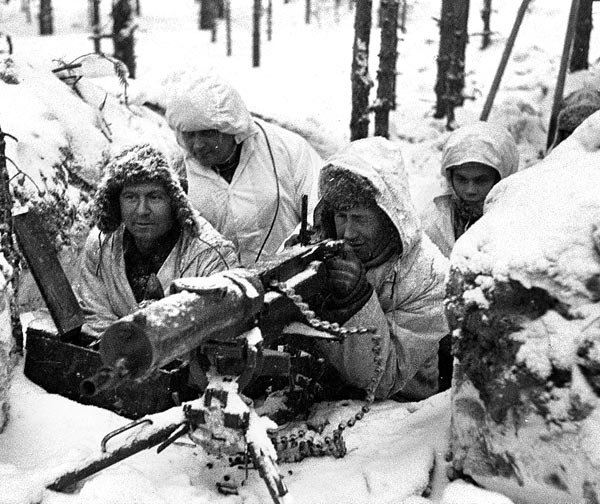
[165,72,323,266]
[313,137,449,400]
[420,121,519,258]
[75,144,239,338]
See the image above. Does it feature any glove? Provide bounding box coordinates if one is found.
[322,246,373,323]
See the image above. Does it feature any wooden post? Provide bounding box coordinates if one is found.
[546,0,582,151]
[374,0,399,138]
[253,0,262,67]
[479,0,531,121]
[13,212,83,340]
[350,0,373,140]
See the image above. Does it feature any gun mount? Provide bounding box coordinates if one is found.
[81,239,346,398]
[57,240,358,503]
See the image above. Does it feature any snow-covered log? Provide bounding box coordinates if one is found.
[446,110,600,503]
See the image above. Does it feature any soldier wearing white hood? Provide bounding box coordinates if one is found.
[165,73,323,266]
[314,137,449,400]
[420,122,519,258]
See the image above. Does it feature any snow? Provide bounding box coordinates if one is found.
[1,0,600,502]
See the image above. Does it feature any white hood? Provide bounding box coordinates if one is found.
[165,72,257,144]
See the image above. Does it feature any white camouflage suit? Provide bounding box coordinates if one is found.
[315,138,449,400]
[165,73,323,266]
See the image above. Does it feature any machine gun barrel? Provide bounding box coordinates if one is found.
[98,269,265,383]
[88,240,344,392]
[80,358,133,397]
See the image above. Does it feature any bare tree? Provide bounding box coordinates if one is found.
[481,0,492,49]
[253,0,261,67]
[399,0,407,33]
[199,0,217,30]
[112,0,136,78]
[305,0,311,24]
[350,0,373,140]
[570,0,593,72]
[38,0,54,35]
[374,0,399,138]
[267,0,273,41]
[225,0,232,56]
[433,0,470,128]
[90,0,101,54]
[21,0,32,24]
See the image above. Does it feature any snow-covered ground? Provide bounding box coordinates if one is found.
[1,0,600,502]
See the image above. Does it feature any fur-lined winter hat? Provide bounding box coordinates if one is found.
[557,89,600,134]
[92,144,199,236]
[320,166,379,211]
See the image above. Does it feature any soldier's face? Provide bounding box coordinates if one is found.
[333,205,387,262]
[179,129,237,166]
[450,163,499,204]
[120,182,173,251]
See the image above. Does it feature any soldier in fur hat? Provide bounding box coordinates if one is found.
[74,144,239,338]
[311,137,449,400]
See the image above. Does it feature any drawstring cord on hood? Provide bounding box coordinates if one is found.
[254,121,280,263]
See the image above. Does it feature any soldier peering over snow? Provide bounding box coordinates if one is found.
[420,121,519,259]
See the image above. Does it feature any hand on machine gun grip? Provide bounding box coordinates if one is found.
[322,245,373,324]
[325,246,367,301]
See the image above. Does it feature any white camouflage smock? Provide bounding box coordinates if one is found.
[166,74,323,266]
[74,217,239,338]
[315,138,450,400]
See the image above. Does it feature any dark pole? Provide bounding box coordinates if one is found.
[546,0,581,151]
[479,0,531,121]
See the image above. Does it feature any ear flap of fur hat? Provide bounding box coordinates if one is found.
[92,144,198,236]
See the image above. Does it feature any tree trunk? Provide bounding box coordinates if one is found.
[91,0,101,54]
[481,0,492,49]
[399,0,407,33]
[305,0,311,24]
[112,0,136,79]
[570,0,593,72]
[199,0,217,30]
[216,0,225,18]
[135,0,141,15]
[350,0,373,140]
[434,0,470,128]
[267,0,273,41]
[22,0,32,24]
[38,0,54,35]
[226,0,232,56]
[0,127,23,355]
[253,0,262,67]
[374,0,399,138]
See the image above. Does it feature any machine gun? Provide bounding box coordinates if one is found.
[49,239,375,503]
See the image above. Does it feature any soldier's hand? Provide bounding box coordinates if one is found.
[325,246,367,300]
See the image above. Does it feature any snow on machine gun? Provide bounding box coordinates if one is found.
[49,239,359,503]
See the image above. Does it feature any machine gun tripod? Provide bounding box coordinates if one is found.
[47,239,383,503]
